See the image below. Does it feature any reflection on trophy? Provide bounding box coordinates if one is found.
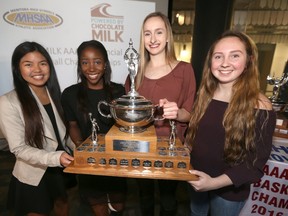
[267,61,288,111]
[64,40,197,181]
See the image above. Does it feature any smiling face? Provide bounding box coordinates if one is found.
[143,16,168,56]
[211,36,247,86]
[80,47,105,89]
[19,51,50,91]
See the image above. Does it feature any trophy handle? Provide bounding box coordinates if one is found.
[97,101,112,118]
[153,105,165,121]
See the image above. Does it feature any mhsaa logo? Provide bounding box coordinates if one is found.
[3,8,63,29]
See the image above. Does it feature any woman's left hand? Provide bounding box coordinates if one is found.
[60,152,74,167]
[188,170,215,192]
[188,170,233,192]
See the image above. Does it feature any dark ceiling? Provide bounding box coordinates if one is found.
[171,0,288,38]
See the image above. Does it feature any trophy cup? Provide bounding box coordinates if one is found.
[64,39,197,181]
[98,39,156,133]
[267,61,288,112]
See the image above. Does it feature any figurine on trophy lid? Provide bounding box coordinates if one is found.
[89,113,99,149]
[124,38,140,97]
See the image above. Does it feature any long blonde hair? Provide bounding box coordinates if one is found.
[135,12,177,89]
[186,30,260,165]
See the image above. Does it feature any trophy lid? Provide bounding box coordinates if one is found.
[111,94,153,108]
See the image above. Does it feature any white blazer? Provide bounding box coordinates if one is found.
[0,88,75,186]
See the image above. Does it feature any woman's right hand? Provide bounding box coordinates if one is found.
[159,98,179,119]
[60,152,74,167]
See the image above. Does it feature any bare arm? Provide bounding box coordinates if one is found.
[68,121,83,147]
[258,93,273,110]
[176,108,191,122]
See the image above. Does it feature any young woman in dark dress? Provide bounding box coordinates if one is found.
[186,30,276,216]
[61,40,126,216]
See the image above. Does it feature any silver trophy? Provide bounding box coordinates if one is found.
[98,39,155,133]
[267,61,288,111]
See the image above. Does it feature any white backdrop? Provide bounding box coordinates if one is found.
[0,0,155,96]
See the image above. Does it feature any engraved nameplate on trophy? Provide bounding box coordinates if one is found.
[113,139,150,153]
[104,124,157,155]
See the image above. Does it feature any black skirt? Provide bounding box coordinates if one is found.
[7,167,77,215]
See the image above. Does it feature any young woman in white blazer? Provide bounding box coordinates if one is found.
[0,41,76,216]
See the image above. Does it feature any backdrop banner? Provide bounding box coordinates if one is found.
[0,0,155,95]
[240,137,288,216]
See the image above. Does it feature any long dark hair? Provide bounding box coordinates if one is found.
[12,41,65,148]
[76,40,113,121]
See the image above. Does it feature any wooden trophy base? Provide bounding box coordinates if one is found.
[64,125,198,181]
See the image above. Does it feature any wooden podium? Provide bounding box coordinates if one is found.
[64,125,198,181]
